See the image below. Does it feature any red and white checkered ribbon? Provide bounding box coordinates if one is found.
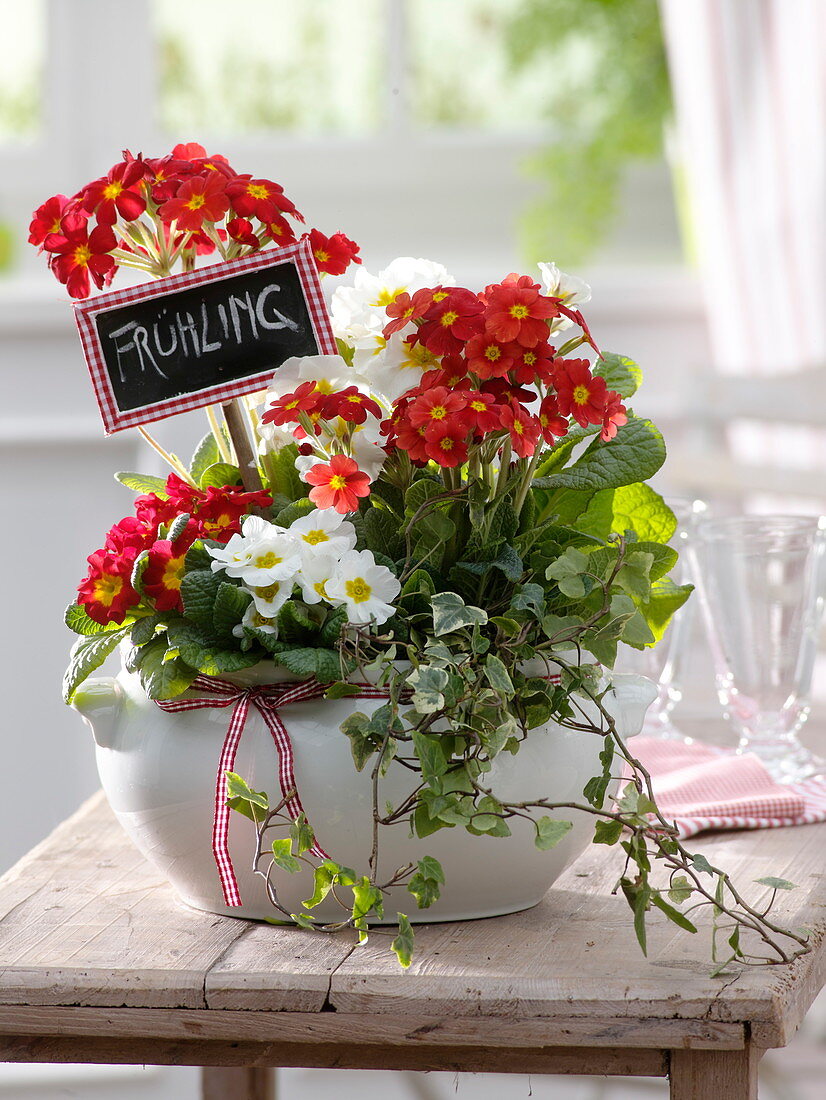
[156,674,391,907]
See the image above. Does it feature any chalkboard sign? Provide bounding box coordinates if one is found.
[73,237,337,433]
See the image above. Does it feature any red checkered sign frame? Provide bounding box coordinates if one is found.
[72,237,337,434]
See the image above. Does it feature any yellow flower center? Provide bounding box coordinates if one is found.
[345,577,372,603]
[255,582,281,601]
[315,249,330,263]
[254,551,282,569]
[470,400,486,412]
[74,244,91,267]
[429,404,447,421]
[439,437,454,451]
[513,419,524,435]
[247,183,270,199]
[346,394,363,404]
[103,181,123,201]
[186,193,206,210]
[509,303,529,319]
[523,352,537,366]
[373,286,403,307]
[162,555,186,591]
[314,580,328,598]
[432,290,449,303]
[440,310,458,328]
[484,345,501,361]
[329,475,347,490]
[92,574,123,607]
[303,530,329,545]
[572,384,591,406]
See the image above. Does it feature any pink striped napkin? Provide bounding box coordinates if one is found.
[629,736,826,839]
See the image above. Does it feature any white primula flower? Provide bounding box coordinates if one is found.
[247,577,293,618]
[296,552,339,605]
[289,509,357,556]
[325,549,401,626]
[207,516,287,575]
[331,257,455,342]
[354,329,439,404]
[212,525,302,587]
[538,262,591,307]
[233,602,279,638]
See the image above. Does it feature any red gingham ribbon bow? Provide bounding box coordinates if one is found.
[156,674,391,907]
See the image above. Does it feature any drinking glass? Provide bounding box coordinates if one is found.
[689,515,826,782]
[620,498,706,742]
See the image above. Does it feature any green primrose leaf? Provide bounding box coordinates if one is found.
[199,461,241,490]
[303,865,334,909]
[755,877,798,891]
[534,817,573,850]
[115,471,169,496]
[63,624,133,704]
[549,416,666,493]
[592,352,643,399]
[391,913,415,969]
[65,602,125,637]
[189,432,222,483]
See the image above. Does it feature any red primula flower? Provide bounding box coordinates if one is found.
[553,359,608,428]
[82,158,147,225]
[407,385,469,437]
[305,454,371,514]
[77,546,141,625]
[28,194,71,247]
[226,217,260,248]
[414,287,485,357]
[538,394,569,444]
[322,386,383,425]
[142,537,193,612]
[465,331,517,380]
[309,229,361,276]
[462,390,502,436]
[601,390,628,441]
[261,381,323,427]
[499,401,541,458]
[105,515,157,554]
[172,142,209,160]
[261,215,297,247]
[44,211,117,299]
[485,275,559,348]
[158,172,230,231]
[226,175,299,223]
[389,418,431,464]
[195,486,273,542]
[382,287,434,339]
[512,341,556,386]
[424,421,469,468]
[480,377,537,407]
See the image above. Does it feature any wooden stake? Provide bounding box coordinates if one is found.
[222,399,264,494]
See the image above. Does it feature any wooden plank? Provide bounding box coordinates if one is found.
[328,819,826,1046]
[204,922,358,1012]
[670,1045,760,1100]
[202,1067,274,1100]
[0,793,354,1012]
[0,1005,745,1051]
[0,1035,669,1076]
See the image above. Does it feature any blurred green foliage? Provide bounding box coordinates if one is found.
[505,0,672,265]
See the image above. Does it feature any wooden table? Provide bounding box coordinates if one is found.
[0,792,823,1100]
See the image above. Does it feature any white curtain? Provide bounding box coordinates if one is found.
[659,0,826,376]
